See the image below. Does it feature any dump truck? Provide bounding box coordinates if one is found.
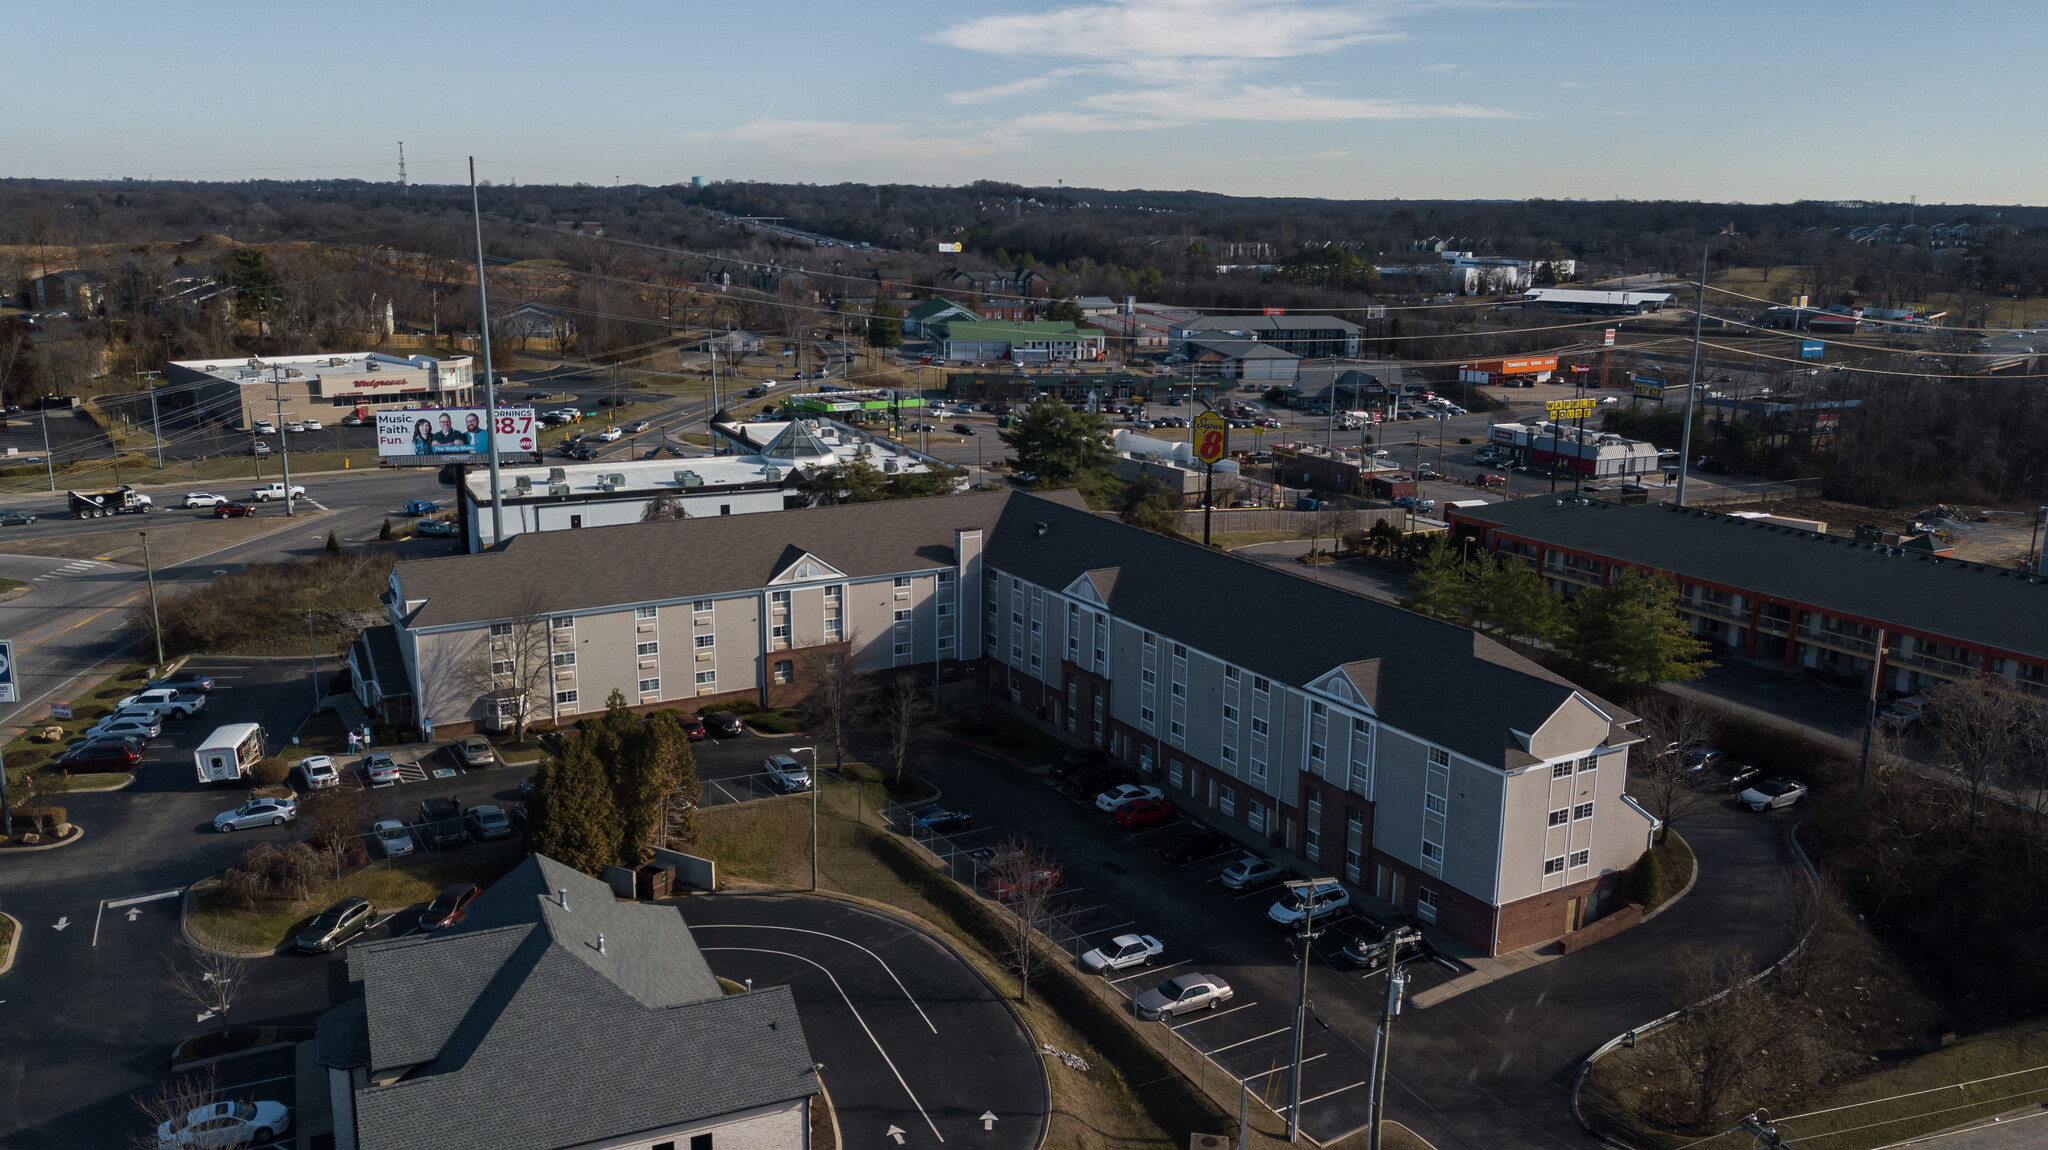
[68,485,153,518]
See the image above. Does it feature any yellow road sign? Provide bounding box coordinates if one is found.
[1192,411,1230,464]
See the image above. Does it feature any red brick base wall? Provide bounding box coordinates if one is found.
[1494,871,1625,953]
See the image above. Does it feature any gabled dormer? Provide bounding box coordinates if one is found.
[767,548,848,586]
[1306,658,1381,714]
[1063,567,1119,608]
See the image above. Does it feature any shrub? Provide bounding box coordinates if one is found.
[8,749,47,770]
[224,841,321,906]
[379,518,393,541]
[325,530,340,556]
[11,806,67,833]
[1458,436,1473,444]
[250,757,291,786]
[1624,848,1663,908]
[528,721,558,736]
[745,712,801,735]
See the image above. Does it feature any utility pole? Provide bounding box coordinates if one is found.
[38,401,54,492]
[142,370,164,469]
[1363,923,1421,1150]
[141,531,164,667]
[1283,878,1328,1142]
[308,611,321,709]
[469,157,506,546]
[1737,1111,1788,1150]
[1676,242,1709,507]
[1857,626,1890,799]
[272,371,295,516]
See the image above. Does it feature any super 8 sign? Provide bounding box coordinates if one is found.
[1192,411,1229,464]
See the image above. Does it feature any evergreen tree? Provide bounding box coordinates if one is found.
[865,299,903,349]
[1399,534,1473,621]
[528,736,621,876]
[1046,297,1085,323]
[324,530,341,556]
[1118,474,1181,536]
[1468,555,1564,646]
[1561,569,1713,684]
[1624,848,1664,907]
[998,400,1112,487]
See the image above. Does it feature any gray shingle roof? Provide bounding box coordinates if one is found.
[1453,499,2048,660]
[396,488,1081,629]
[353,625,410,695]
[989,495,1616,765]
[325,856,817,1150]
[1182,314,1363,336]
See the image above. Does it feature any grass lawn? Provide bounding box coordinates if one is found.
[693,787,1232,1149]
[289,710,353,757]
[0,912,14,957]
[186,839,527,952]
[0,450,383,496]
[0,578,25,595]
[1210,530,1308,549]
[3,661,158,788]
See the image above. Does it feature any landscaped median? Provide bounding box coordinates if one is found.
[694,772,1237,1149]
[184,839,527,955]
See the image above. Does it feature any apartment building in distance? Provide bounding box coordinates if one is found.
[1448,498,2048,697]
[378,489,1654,955]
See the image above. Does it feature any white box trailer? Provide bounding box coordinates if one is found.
[195,722,267,784]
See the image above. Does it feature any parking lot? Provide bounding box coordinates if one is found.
[885,742,1466,1144]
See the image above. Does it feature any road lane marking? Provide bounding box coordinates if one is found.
[95,888,184,946]
[692,923,935,1033]
[702,946,945,1143]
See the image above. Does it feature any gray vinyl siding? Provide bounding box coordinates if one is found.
[1441,758,1506,900]
[1369,728,1431,868]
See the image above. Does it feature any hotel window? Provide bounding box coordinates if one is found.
[551,616,574,631]
[1219,785,1236,817]
[1250,717,1269,736]
[1579,755,1599,772]
[1429,747,1449,768]
[1142,668,1156,685]
[1416,888,1439,923]
[1552,762,1574,779]
[771,590,790,612]
[1574,802,1595,821]
[695,634,716,648]
[1067,605,1080,658]
[1140,706,1155,724]
[552,652,576,668]
[773,660,793,684]
[1548,808,1569,827]
[772,622,790,648]
[1424,793,1446,816]
[1222,704,1238,723]
[896,576,912,591]
[895,642,913,657]
[1011,611,1023,627]
[491,659,514,677]
[1253,676,1269,694]
[1168,759,1184,788]
[490,622,513,637]
[937,602,953,617]
[695,670,716,686]
[638,678,660,694]
[1172,643,1186,658]
[1143,632,1156,649]
[693,598,712,614]
[555,689,578,705]
[1029,618,1041,634]
[1169,720,1184,739]
[1421,841,1442,862]
[1249,803,1268,834]
[1170,682,1184,698]
[636,641,659,656]
[1310,743,1326,762]
[1311,701,1326,717]
[1544,857,1565,875]
[1225,666,1239,682]
[1569,849,1590,867]
[635,606,657,620]
[1221,744,1237,764]
[896,608,912,622]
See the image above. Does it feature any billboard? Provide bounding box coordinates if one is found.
[1801,340,1825,359]
[376,407,537,461]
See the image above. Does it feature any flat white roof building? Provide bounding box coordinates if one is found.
[165,351,476,428]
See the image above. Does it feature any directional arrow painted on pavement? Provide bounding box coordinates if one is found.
[197,1010,216,1022]
[980,1112,999,1131]
[125,907,143,922]
[885,1126,906,1145]
[51,917,68,931]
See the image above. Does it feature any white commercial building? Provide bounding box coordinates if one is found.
[165,351,476,429]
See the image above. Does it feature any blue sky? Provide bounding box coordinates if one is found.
[12,1,2042,203]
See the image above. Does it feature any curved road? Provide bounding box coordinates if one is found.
[678,894,1049,1150]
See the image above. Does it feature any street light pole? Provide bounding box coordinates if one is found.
[789,745,820,890]
[140,531,164,668]
[272,371,295,516]
[1676,242,1710,508]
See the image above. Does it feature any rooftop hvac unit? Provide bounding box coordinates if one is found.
[365,361,380,371]
[882,459,899,473]
[762,466,782,482]
[548,483,570,496]
[855,444,872,457]
[608,473,626,486]
[328,357,345,367]
[596,482,616,492]
[549,467,566,481]
[677,470,704,488]
[286,368,302,378]
[514,475,533,491]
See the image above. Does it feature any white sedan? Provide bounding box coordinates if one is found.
[156,1099,291,1148]
[363,752,402,786]
[372,819,415,857]
[302,418,322,431]
[595,427,623,442]
[297,755,340,789]
[284,421,305,433]
[182,492,227,508]
[1738,779,1808,811]
[1080,933,1164,973]
[1095,783,1165,812]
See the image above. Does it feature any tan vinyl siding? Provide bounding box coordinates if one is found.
[1528,695,1612,759]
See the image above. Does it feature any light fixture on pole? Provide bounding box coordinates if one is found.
[790,745,819,890]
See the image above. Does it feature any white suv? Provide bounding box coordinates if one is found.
[763,754,811,793]
[1267,878,1350,928]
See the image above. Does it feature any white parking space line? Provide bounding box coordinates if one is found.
[93,888,182,947]
[1171,1001,1259,1028]
[1073,920,1137,939]
[691,924,935,1033]
[1204,1026,1293,1055]
[1110,960,1187,985]
[703,947,945,1143]
[1284,1079,1368,1113]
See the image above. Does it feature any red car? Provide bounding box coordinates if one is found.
[213,501,259,519]
[1115,798,1175,828]
[989,864,1062,901]
[418,882,480,932]
[680,714,706,741]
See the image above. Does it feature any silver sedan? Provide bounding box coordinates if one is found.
[213,797,297,832]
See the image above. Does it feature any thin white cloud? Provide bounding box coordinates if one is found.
[946,74,1069,106]
[1424,62,1464,75]
[1086,84,1521,121]
[933,0,1404,64]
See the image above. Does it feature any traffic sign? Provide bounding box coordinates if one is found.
[0,639,15,704]
[1603,329,1616,347]
[1192,411,1229,464]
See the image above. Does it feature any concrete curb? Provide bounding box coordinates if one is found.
[180,879,287,960]
[0,824,86,853]
[1638,829,1698,924]
[63,774,135,793]
[816,1078,846,1150]
[0,911,19,975]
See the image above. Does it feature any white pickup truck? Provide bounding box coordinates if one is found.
[117,687,207,720]
[252,482,307,502]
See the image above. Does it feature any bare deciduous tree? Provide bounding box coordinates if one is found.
[640,488,686,522]
[168,941,254,1037]
[460,587,560,743]
[1630,696,1719,841]
[1924,680,2026,826]
[987,836,1062,1007]
[880,674,938,788]
[796,637,871,774]
[130,1064,224,1150]
[1658,946,1782,1131]
[298,776,378,879]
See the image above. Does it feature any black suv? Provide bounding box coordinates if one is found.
[1046,746,1109,782]
[416,797,469,850]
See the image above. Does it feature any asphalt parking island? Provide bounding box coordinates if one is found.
[678,894,1048,1150]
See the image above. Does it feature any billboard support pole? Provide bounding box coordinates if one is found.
[470,157,505,547]
[1676,242,1708,508]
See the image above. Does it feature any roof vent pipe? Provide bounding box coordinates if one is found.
[1034,521,1049,536]
[558,887,569,911]
[597,932,606,955]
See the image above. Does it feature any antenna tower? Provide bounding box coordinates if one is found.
[398,142,408,195]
